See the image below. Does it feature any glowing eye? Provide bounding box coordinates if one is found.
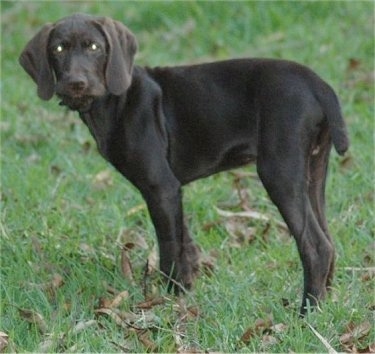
[55,44,64,53]
[90,43,98,51]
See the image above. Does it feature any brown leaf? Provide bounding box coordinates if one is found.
[126,204,147,217]
[44,273,64,301]
[137,330,157,352]
[216,207,288,232]
[241,327,255,344]
[117,228,149,250]
[92,169,113,190]
[71,320,98,334]
[261,335,279,348]
[270,323,288,334]
[99,291,129,309]
[18,308,47,333]
[361,268,375,282]
[37,339,56,353]
[200,252,216,276]
[110,290,129,309]
[339,154,354,170]
[358,342,375,353]
[224,217,256,248]
[94,308,128,329]
[348,58,361,71]
[135,297,166,310]
[340,321,372,345]
[241,317,273,344]
[0,331,9,352]
[147,245,159,273]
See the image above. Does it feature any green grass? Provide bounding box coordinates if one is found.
[1,1,374,352]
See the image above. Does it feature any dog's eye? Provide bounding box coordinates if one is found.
[88,42,99,51]
[54,44,65,54]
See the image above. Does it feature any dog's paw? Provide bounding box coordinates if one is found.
[178,242,201,290]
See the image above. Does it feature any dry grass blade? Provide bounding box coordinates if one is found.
[306,322,338,354]
[121,245,135,283]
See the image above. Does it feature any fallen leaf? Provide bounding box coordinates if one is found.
[81,140,91,153]
[92,169,113,189]
[358,342,375,353]
[18,308,47,334]
[71,319,98,334]
[137,330,157,352]
[37,338,55,353]
[109,290,129,309]
[261,334,279,348]
[241,327,255,344]
[339,154,354,170]
[348,58,361,71]
[200,252,216,276]
[95,308,159,330]
[94,308,128,329]
[216,207,288,231]
[361,269,375,282]
[44,273,65,301]
[340,320,372,345]
[37,333,65,353]
[135,297,166,310]
[224,217,256,248]
[241,317,273,344]
[98,291,129,310]
[0,331,9,352]
[50,165,62,176]
[126,204,147,217]
[26,152,41,164]
[270,323,288,334]
[147,245,159,273]
[117,228,149,250]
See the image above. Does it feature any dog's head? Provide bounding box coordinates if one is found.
[19,13,137,111]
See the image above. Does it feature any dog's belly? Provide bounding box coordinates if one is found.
[170,140,257,184]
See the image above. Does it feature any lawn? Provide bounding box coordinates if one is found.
[1,1,374,352]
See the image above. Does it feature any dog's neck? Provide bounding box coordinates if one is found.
[79,93,128,158]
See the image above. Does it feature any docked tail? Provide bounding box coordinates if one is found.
[316,83,350,156]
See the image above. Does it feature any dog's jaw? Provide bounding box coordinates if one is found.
[58,94,95,112]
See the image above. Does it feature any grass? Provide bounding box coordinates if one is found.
[1,1,374,352]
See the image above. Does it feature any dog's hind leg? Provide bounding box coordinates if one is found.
[256,119,334,316]
[307,123,335,289]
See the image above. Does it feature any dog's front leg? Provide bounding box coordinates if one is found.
[139,177,199,292]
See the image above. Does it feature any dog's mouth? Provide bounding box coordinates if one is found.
[58,94,95,112]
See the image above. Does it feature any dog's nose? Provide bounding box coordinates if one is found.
[67,79,87,93]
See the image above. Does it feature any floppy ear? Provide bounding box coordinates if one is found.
[95,17,137,95]
[19,23,55,100]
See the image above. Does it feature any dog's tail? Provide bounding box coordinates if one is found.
[315,83,350,156]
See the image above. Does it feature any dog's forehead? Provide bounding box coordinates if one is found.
[53,14,103,40]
